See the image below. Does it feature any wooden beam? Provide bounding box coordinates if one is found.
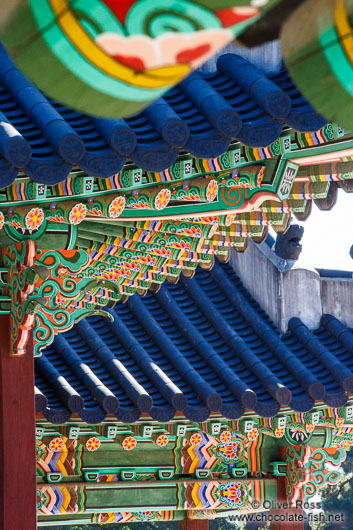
[56,477,277,488]
[0,316,37,530]
[179,515,209,530]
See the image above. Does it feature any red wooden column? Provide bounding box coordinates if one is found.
[0,315,37,530]
[180,515,209,530]
[270,477,304,530]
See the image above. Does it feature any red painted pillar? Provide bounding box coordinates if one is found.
[0,315,37,530]
[179,515,209,530]
[270,477,304,530]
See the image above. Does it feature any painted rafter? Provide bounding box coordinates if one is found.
[0,123,345,212]
[1,123,352,356]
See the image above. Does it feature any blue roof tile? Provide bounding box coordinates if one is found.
[36,261,353,424]
[0,42,327,186]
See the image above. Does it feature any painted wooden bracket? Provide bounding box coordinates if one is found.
[283,445,346,504]
[3,241,114,356]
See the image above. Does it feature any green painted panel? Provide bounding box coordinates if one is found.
[85,484,178,510]
[83,443,174,467]
[259,435,281,472]
[264,481,278,502]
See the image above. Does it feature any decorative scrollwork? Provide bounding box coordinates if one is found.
[3,241,115,356]
[284,445,346,505]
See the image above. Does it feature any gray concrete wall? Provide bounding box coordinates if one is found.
[281,267,322,331]
[230,240,282,327]
[321,279,353,328]
[230,241,353,332]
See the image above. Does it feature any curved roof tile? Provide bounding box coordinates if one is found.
[0,43,327,186]
[36,261,353,424]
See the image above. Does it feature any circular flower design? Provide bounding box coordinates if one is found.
[306,424,315,433]
[247,429,259,441]
[335,418,344,428]
[69,203,87,225]
[49,437,65,452]
[154,188,171,210]
[206,179,218,202]
[25,207,44,231]
[0,211,4,230]
[275,428,285,438]
[190,432,203,447]
[108,196,126,218]
[86,437,101,452]
[156,434,169,447]
[220,430,232,443]
[122,436,137,451]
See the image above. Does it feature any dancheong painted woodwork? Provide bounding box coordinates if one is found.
[0,0,281,118]
[30,255,353,526]
[282,0,353,131]
[34,404,353,525]
[2,4,353,528]
[0,121,353,357]
[31,257,353,526]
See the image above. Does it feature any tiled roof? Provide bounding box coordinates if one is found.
[0,43,326,186]
[35,260,353,424]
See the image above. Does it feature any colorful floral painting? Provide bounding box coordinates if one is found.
[154,188,171,210]
[122,436,137,451]
[206,180,219,202]
[156,434,169,447]
[211,433,247,465]
[275,428,285,438]
[189,432,203,447]
[68,203,87,225]
[108,196,126,218]
[86,437,101,452]
[49,437,65,453]
[25,208,45,231]
[247,428,259,441]
[217,481,251,508]
[2,0,279,117]
[219,430,232,443]
[36,437,82,479]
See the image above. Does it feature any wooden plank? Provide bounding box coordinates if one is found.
[0,316,37,530]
